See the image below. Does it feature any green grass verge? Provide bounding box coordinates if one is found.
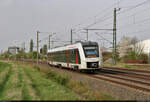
[22,65,78,100]
[0,61,79,100]
[33,65,115,100]
[23,67,41,98]
[0,62,11,73]
[104,63,138,69]
[0,61,115,100]
[0,62,12,99]
[123,64,137,68]
[17,66,32,100]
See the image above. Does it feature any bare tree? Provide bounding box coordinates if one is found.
[133,40,145,56]
[118,36,132,57]
[118,36,144,58]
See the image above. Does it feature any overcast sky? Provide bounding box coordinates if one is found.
[0,0,150,52]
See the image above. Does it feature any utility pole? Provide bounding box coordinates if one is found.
[49,35,51,49]
[113,8,117,65]
[22,42,25,62]
[52,40,54,49]
[48,33,56,49]
[37,31,39,65]
[86,29,88,41]
[71,29,73,44]
[24,42,25,52]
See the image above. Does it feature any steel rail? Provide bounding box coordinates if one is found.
[104,67,150,74]
[100,69,150,81]
[96,73,150,86]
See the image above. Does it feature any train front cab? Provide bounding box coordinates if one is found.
[79,42,103,72]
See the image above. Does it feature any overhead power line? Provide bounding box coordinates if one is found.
[72,0,125,29]
[95,33,113,44]
[121,28,150,35]
[82,0,150,30]
[118,5,150,21]
[118,17,150,30]
[118,0,150,15]
[84,11,114,29]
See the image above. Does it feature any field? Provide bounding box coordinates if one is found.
[0,61,78,100]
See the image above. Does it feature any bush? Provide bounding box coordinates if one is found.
[46,71,69,86]
[102,52,111,61]
[124,65,136,68]
[122,50,148,64]
[103,51,120,62]
[139,53,148,61]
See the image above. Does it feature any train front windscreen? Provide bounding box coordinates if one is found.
[83,46,99,58]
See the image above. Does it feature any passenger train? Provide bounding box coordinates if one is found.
[47,41,103,71]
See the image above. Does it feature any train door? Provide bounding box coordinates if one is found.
[66,50,69,67]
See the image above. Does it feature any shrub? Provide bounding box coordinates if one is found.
[102,52,111,62]
[122,50,148,64]
[46,71,69,86]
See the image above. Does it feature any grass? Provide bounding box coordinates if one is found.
[0,61,79,100]
[123,65,136,68]
[104,63,140,69]
[22,82,32,100]
[0,62,12,99]
[33,65,115,100]
[66,79,115,100]
[45,71,70,86]
[0,62,11,73]
[0,64,23,100]
[0,61,115,100]
[18,67,32,100]
[22,65,78,100]
[23,67,41,98]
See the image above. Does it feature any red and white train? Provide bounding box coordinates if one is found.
[47,41,103,71]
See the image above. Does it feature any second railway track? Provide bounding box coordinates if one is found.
[100,68,150,81]
[104,66,150,74]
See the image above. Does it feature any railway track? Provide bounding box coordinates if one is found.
[86,71,150,93]
[47,65,150,93]
[96,72,150,86]
[90,75,150,93]
[100,68,150,81]
[104,66,150,74]
[14,60,150,93]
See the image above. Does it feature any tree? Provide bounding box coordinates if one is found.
[30,39,34,52]
[42,44,47,55]
[119,36,147,62]
[40,48,43,54]
[118,36,143,58]
[131,39,145,59]
[130,36,138,52]
[118,36,132,58]
[32,51,37,59]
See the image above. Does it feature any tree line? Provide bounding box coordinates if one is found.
[0,39,48,61]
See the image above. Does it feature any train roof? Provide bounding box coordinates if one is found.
[48,41,98,52]
[53,41,98,48]
[80,41,98,46]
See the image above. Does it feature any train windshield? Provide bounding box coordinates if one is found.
[83,46,99,58]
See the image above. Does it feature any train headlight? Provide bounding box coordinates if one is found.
[91,63,97,67]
